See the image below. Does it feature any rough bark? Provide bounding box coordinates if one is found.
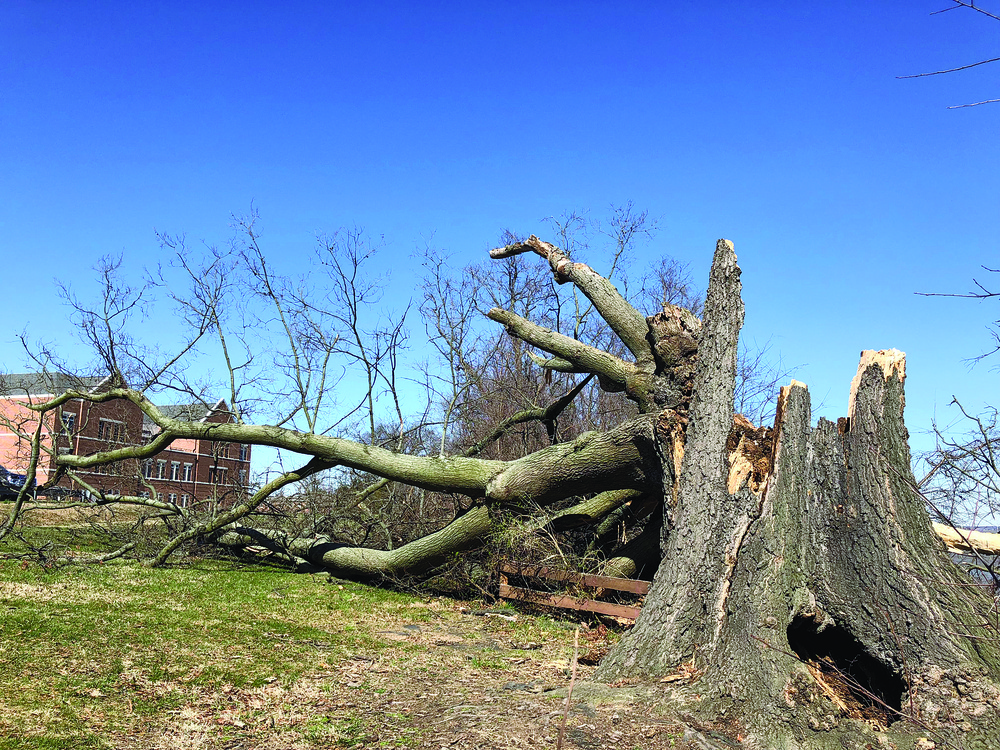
[598,241,1000,748]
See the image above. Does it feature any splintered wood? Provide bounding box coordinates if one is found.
[933,522,1000,556]
[726,414,775,494]
[848,349,905,420]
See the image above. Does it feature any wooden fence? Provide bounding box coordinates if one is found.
[499,563,650,620]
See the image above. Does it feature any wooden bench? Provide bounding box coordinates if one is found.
[499,563,650,620]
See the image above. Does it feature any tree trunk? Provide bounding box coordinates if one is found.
[598,242,1000,748]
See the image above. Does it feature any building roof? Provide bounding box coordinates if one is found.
[0,372,109,397]
[142,399,230,431]
[1,372,236,432]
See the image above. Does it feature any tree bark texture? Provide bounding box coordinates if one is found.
[598,241,1000,748]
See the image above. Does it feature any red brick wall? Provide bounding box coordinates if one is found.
[0,394,251,506]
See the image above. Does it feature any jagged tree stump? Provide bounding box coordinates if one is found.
[598,241,1000,749]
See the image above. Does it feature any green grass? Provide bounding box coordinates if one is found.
[0,519,613,748]
[0,556,415,747]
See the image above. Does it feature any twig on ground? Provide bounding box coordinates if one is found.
[556,625,580,749]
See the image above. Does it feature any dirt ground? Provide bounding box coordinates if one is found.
[103,600,716,750]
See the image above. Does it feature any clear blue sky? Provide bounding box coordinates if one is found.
[1,1,997,459]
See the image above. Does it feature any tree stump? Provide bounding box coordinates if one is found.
[598,241,1000,749]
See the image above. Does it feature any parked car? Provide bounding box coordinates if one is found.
[0,465,33,499]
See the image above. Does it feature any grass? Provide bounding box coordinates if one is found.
[0,515,664,749]
[0,555,412,748]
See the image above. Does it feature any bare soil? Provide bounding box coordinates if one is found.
[102,601,708,749]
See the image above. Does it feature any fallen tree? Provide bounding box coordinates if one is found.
[4,233,999,747]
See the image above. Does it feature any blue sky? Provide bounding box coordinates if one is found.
[1,1,997,460]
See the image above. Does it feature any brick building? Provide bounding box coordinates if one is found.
[0,373,251,507]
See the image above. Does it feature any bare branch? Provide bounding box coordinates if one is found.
[491,236,654,364]
[948,98,1000,108]
[938,0,1000,22]
[897,56,1000,79]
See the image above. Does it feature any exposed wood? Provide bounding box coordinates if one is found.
[934,522,1000,555]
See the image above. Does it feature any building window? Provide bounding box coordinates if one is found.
[139,490,150,498]
[239,444,249,461]
[168,493,177,505]
[182,463,193,482]
[170,462,180,481]
[216,443,229,459]
[61,411,76,432]
[143,460,154,479]
[180,494,190,508]
[98,419,124,442]
[156,460,166,479]
[239,469,247,485]
[209,466,227,484]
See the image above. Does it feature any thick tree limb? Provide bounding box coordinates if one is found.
[491,236,654,364]
[486,414,659,505]
[44,386,657,508]
[44,387,504,496]
[219,488,649,580]
[219,505,495,579]
[487,308,634,388]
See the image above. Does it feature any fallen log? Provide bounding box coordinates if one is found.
[933,521,1000,555]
